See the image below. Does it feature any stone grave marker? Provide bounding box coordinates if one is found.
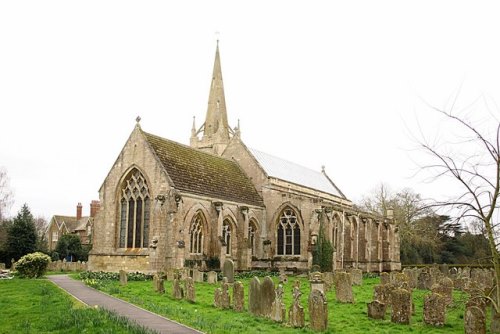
[223,259,234,283]
[380,272,390,285]
[249,276,261,316]
[119,270,127,286]
[233,281,244,312]
[373,284,393,306]
[207,271,218,284]
[214,288,222,308]
[335,272,354,303]
[309,271,325,294]
[350,268,363,286]
[288,281,305,328]
[431,277,453,305]
[417,270,433,290]
[465,305,486,334]
[309,289,328,331]
[271,284,286,322]
[173,277,183,300]
[367,300,387,319]
[185,277,195,303]
[153,273,165,294]
[221,279,231,309]
[391,288,411,324]
[423,292,446,326]
[261,276,276,318]
[192,268,204,283]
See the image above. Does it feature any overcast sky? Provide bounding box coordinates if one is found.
[1,1,500,219]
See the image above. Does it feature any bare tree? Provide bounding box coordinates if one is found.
[0,167,13,221]
[415,102,500,313]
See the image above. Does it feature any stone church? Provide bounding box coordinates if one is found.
[88,43,401,273]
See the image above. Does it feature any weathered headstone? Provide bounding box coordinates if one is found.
[402,268,418,289]
[391,288,412,324]
[417,270,433,290]
[119,270,127,286]
[214,288,222,308]
[309,289,328,331]
[335,272,354,303]
[367,300,387,319]
[223,259,234,283]
[166,269,175,281]
[221,279,231,309]
[423,292,446,326]
[374,284,394,306]
[309,271,325,294]
[350,268,363,286]
[288,282,305,328]
[431,277,453,305]
[393,272,410,290]
[465,305,486,334]
[323,272,334,291]
[207,271,218,284]
[153,273,165,294]
[279,267,288,284]
[192,268,204,283]
[185,277,195,303]
[261,276,276,318]
[380,272,390,285]
[271,284,286,322]
[233,281,244,312]
[249,277,261,316]
[173,277,183,299]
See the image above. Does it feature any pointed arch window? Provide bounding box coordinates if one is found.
[119,169,150,248]
[277,208,301,255]
[249,220,257,255]
[222,219,232,255]
[190,213,204,255]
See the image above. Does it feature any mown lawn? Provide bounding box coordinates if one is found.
[82,274,474,334]
[0,278,155,334]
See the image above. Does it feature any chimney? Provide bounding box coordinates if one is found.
[90,200,101,218]
[76,202,83,220]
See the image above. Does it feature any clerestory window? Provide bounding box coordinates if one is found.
[277,208,301,255]
[119,169,150,248]
[190,214,204,254]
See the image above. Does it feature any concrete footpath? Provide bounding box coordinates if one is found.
[48,275,203,334]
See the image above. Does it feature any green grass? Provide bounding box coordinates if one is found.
[0,278,155,334]
[87,275,474,334]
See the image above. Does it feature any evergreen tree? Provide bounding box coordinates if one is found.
[7,204,37,261]
[55,234,83,261]
[312,221,334,272]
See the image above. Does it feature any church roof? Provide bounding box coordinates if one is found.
[143,131,264,207]
[51,215,91,232]
[249,148,346,198]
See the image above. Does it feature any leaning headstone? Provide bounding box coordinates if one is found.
[119,270,127,286]
[309,289,328,331]
[423,292,446,326]
[261,276,276,318]
[221,279,231,309]
[367,300,387,319]
[185,277,195,303]
[223,259,234,283]
[350,268,363,286]
[309,271,325,294]
[380,272,390,285]
[431,277,453,305]
[233,281,244,312]
[173,277,183,300]
[207,271,218,284]
[417,270,433,290]
[391,288,412,324]
[271,284,286,322]
[249,277,262,316]
[465,305,486,334]
[335,272,354,303]
[288,281,305,328]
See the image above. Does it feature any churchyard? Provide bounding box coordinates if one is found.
[74,267,487,333]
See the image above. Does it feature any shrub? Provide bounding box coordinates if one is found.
[15,252,51,278]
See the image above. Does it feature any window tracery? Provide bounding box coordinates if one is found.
[190,213,204,254]
[277,208,300,255]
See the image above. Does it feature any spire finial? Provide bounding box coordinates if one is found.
[321,165,326,173]
[136,116,141,127]
[191,116,197,137]
[215,31,220,46]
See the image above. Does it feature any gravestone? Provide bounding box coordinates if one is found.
[423,292,446,326]
[402,268,418,289]
[271,284,286,322]
[119,270,127,286]
[173,277,183,299]
[350,268,363,286]
[207,271,218,284]
[367,300,387,319]
[223,259,234,283]
[380,272,390,285]
[261,276,276,318]
[309,271,325,294]
[192,268,204,283]
[221,279,231,309]
[391,288,411,324]
[249,276,261,316]
[288,282,305,328]
[417,270,433,290]
[393,272,410,290]
[185,277,195,303]
[153,273,165,294]
[323,272,334,291]
[431,277,453,305]
[335,272,354,303]
[309,289,328,331]
[233,281,244,312]
[465,305,486,334]
[166,269,175,281]
[214,288,222,308]
[374,284,394,306]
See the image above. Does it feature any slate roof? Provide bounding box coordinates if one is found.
[52,215,90,232]
[249,148,346,198]
[143,131,264,207]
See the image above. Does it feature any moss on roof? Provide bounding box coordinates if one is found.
[143,131,264,207]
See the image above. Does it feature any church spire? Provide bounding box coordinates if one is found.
[203,40,230,140]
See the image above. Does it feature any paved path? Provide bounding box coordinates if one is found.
[48,275,203,334]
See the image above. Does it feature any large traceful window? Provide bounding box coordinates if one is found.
[277,208,301,255]
[190,214,204,254]
[222,219,232,255]
[119,169,150,248]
